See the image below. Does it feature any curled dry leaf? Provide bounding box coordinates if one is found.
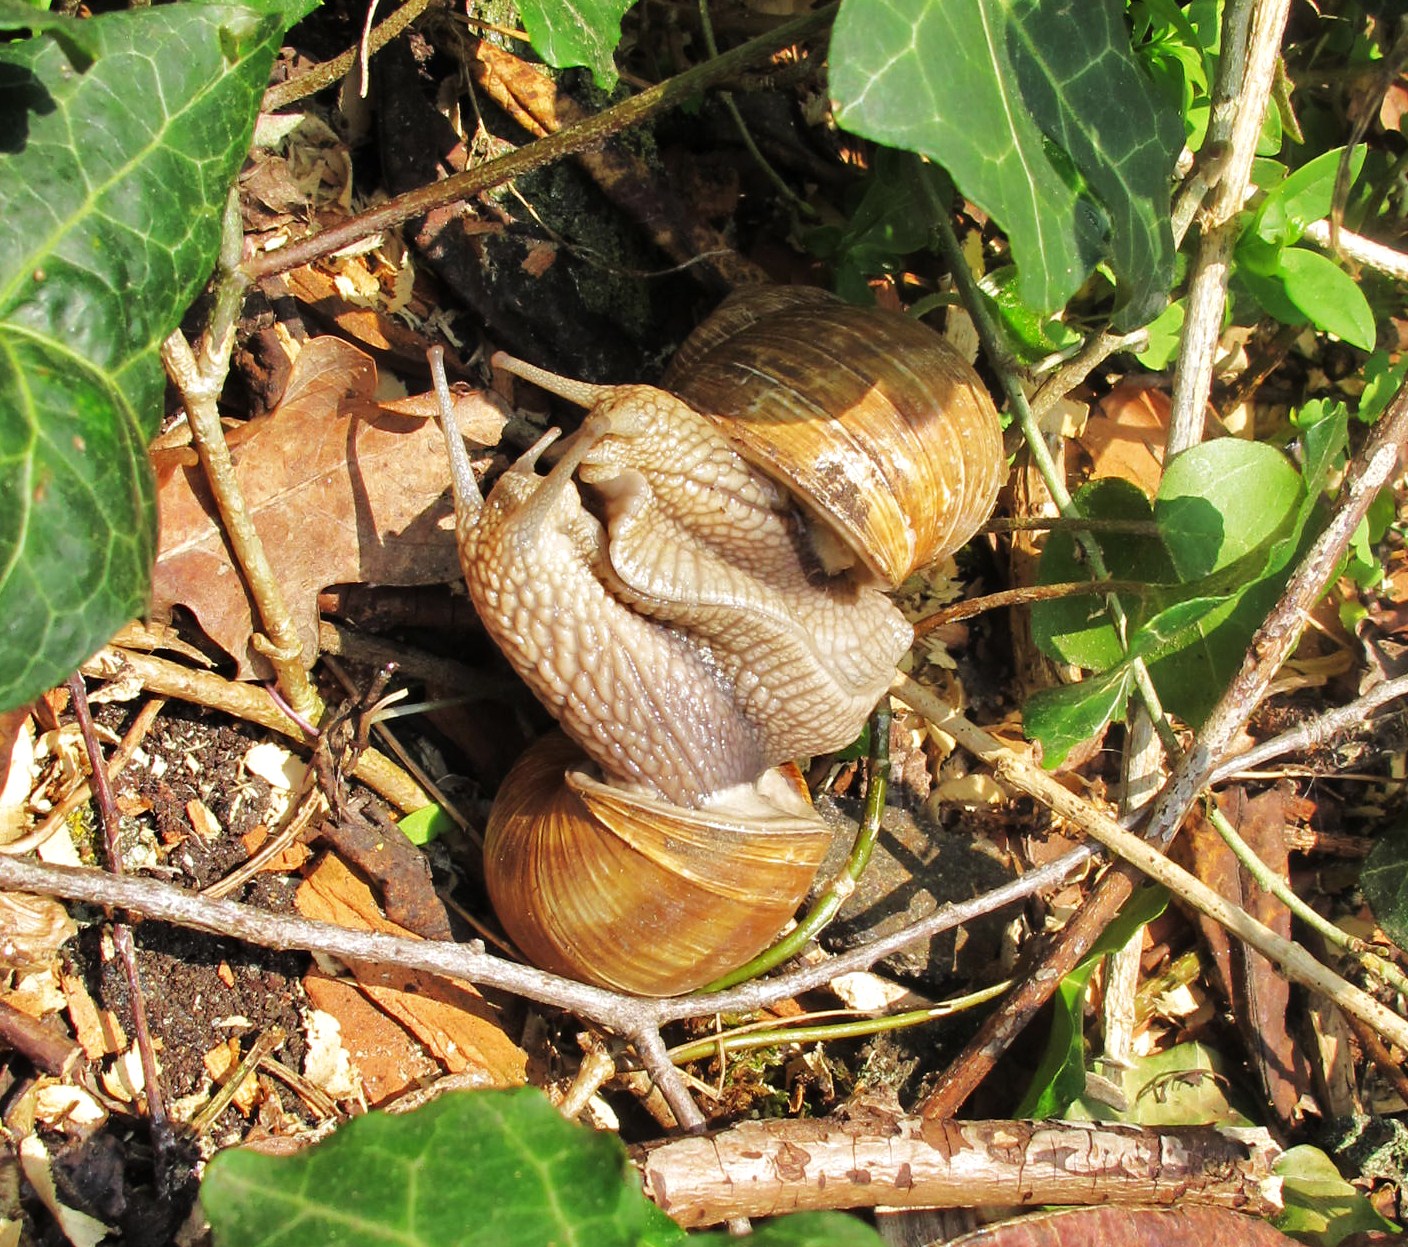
[948,1205,1297,1247]
[0,891,77,970]
[152,337,507,678]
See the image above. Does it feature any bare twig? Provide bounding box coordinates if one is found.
[263,0,438,110]
[64,677,171,1141]
[1167,0,1293,454]
[243,4,837,282]
[636,1118,1281,1227]
[1209,672,1408,783]
[1303,219,1408,282]
[1142,380,1408,849]
[161,327,320,720]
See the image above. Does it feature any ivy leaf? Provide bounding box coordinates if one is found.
[0,0,311,711]
[203,1088,685,1247]
[1155,439,1303,582]
[1361,817,1408,952]
[203,1087,884,1247]
[830,0,1181,328]
[1022,666,1133,769]
[515,0,633,89]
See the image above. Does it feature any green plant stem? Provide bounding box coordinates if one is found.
[696,0,815,217]
[890,674,1408,1056]
[923,180,1182,762]
[243,3,837,282]
[702,702,893,991]
[667,982,1011,1065]
[262,0,437,111]
[1205,801,1408,998]
[1167,0,1292,455]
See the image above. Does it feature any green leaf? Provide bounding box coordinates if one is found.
[1069,1042,1256,1127]
[0,0,98,67]
[397,803,453,846]
[829,0,1181,328]
[980,266,1084,364]
[1274,248,1377,350]
[1357,350,1408,423]
[1031,477,1171,672]
[516,0,633,89]
[1015,885,1168,1116]
[1022,666,1133,770]
[0,0,311,711]
[1142,571,1288,727]
[1361,817,1408,952]
[1136,296,1185,370]
[1254,145,1366,247]
[1275,1145,1401,1246]
[1155,439,1303,582]
[202,1088,686,1247]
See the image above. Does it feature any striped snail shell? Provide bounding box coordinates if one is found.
[437,287,1004,994]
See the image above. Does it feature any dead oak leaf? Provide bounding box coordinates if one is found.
[153,336,505,678]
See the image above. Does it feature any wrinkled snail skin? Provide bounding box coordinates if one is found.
[452,426,770,808]
[440,288,1005,994]
[569,385,915,767]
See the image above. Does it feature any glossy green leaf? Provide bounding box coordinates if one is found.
[1155,439,1303,582]
[0,0,310,710]
[1277,247,1377,350]
[1254,145,1366,246]
[1022,666,1133,770]
[203,1088,686,1247]
[1275,1145,1401,1246]
[1361,818,1408,952]
[516,0,634,89]
[829,0,1181,328]
[1016,885,1167,1116]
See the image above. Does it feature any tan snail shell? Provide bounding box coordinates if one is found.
[665,286,1004,586]
[436,287,1005,996]
[484,735,831,996]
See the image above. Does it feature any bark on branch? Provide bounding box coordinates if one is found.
[634,1117,1282,1228]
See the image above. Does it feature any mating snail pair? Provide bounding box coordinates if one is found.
[436,286,1004,996]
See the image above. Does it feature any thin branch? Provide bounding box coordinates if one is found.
[243,4,837,282]
[1209,672,1408,783]
[1303,219,1408,282]
[891,675,1408,1056]
[1142,378,1408,849]
[1167,0,1293,454]
[0,845,1083,1032]
[262,0,440,111]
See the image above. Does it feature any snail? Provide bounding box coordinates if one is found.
[436,286,1003,995]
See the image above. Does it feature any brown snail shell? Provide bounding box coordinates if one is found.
[665,286,1005,586]
[440,287,1006,995]
[484,735,832,996]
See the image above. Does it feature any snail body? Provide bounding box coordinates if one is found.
[439,288,1003,995]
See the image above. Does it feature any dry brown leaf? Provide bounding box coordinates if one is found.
[1079,382,1170,494]
[295,853,527,1088]
[949,1206,1297,1247]
[1175,789,1311,1131]
[152,336,506,678]
[301,970,437,1106]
